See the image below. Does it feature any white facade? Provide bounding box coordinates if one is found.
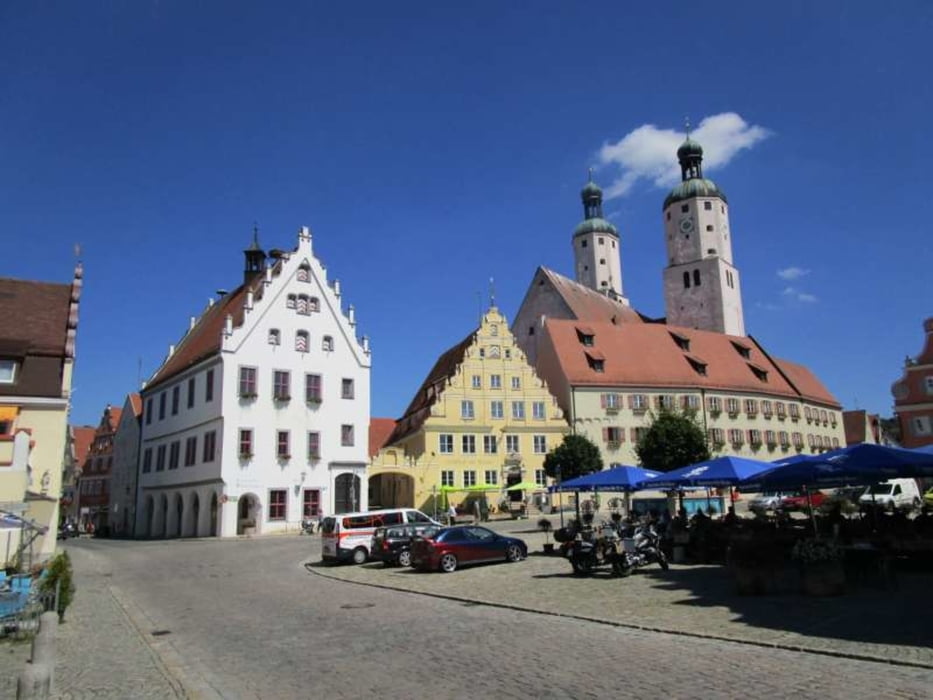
[573,229,624,299]
[135,226,371,538]
[108,395,141,536]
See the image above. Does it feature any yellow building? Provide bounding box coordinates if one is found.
[0,265,82,565]
[373,306,569,516]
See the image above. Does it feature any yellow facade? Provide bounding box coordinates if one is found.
[372,307,569,514]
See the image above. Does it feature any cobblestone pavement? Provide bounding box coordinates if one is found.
[12,532,928,699]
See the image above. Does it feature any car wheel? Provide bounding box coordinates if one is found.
[397,550,412,568]
[351,547,367,565]
[439,553,458,573]
[505,544,523,562]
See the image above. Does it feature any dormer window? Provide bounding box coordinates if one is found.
[685,356,707,376]
[585,350,605,373]
[297,264,311,282]
[575,327,595,346]
[669,332,690,352]
[731,341,751,360]
[268,329,281,345]
[748,363,769,382]
[0,359,18,384]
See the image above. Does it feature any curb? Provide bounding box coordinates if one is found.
[306,563,933,671]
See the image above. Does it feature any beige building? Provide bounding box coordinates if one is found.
[0,265,82,563]
[375,306,569,514]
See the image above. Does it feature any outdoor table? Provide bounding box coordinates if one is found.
[841,543,895,589]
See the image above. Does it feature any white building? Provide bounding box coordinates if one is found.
[108,393,141,536]
[135,226,371,538]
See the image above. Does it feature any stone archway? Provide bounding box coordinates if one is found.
[334,474,361,514]
[210,492,219,537]
[237,493,260,535]
[188,493,200,538]
[144,496,154,539]
[368,473,414,509]
[174,493,184,538]
[160,494,169,538]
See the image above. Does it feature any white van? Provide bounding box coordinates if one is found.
[858,478,921,510]
[321,509,441,564]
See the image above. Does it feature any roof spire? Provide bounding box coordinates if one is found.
[684,115,691,138]
[489,277,496,308]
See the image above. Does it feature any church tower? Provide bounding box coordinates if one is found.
[572,175,627,304]
[662,137,745,335]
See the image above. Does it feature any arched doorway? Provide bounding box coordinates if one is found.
[144,496,154,538]
[368,473,414,509]
[334,474,361,514]
[160,495,169,538]
[189,493,200,538]
[237,493,260,535]
[174,493,184,538]
[210,492,219,537]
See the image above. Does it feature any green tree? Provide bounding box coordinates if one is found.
[543,433,603,482]
[635,408,710,472]
[40,550,76,622]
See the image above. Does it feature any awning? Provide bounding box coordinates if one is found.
[0,406,19,422]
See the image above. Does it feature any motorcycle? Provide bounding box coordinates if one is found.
[566,520,669,576]
[300,517,317,535]
[613,523,669,576]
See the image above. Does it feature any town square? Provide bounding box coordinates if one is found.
[2,2,932,698]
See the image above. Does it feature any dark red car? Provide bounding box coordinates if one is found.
[780,490,827,511]
[410,526,526,573]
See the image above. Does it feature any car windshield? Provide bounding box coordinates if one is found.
[868,483,894,495]
[320,517,337,534]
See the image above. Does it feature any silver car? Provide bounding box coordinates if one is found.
[747,491,788,512]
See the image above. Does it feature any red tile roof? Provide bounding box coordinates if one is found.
[369,418,397,457]
[71,425,95,464]
[843,410,867,445]
[108,407,123,430]
[0,278,71,356]
[540,319,840,406]
[386,332,475,445]
[128,393,142,418]
[538,268,647,325]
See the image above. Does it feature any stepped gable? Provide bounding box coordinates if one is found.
[386,332,475,445]
[0,278,71,355]
[369,417,397,457]
[540,268,644,324]
[542,318,840,406]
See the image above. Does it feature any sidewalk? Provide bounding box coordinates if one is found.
[0,547,182,699]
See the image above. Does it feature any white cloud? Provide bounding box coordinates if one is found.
[777,266,810,280]
[597,112,771,199]
[782,286,818,303]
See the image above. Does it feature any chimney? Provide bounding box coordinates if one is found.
[348,304,356,326]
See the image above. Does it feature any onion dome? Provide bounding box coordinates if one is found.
[664,137,727,210]
[575,174,619,237]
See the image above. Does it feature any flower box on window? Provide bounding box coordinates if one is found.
[306,397,322,405]
[274,394,291,402]
[240,392,258,399]
[607,441,621,450]
[277,454,291,460]
[239,451,253,459]
[308,452,320,461]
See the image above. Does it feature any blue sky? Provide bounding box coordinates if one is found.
[2,1,930,427]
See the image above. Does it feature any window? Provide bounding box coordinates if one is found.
[203,430,216,462]
[535,469,547,487]
[605,426,624,446]
[779,431,790,447]
[142,448,152,473]
[820,409,828,424]
[206,369,214,402]
[587,356,604,372]
[748,429,762,446]
[792,432,804,448]
[471,375,481,389]
[239,429,253,458]
[693,270,700,287]
[286,294,297,309]
[269,490,287,521]
[296,331,309,353]
[681,204,689,213]
[239,366,258,397]
[187,378,196,408]
[511,401,525,419]
[681,395,700,411]
[483,435,498,454]
[307,432,321,460]
[303,489,321,517]
[804,406,813,422]
[745,399,758,416]
[505,435,519,453]
[926,376,933,395]
[439,434,454,453]
[576,329,594,346]
[274,371,291,401]
[322,335,334,352]
[511,376,521,390]
[297,264,310,282]
[708,428,725,445]
[532,401,546,420]
[184,437,197,466]
[156,444,166,471]
[726,398,740,415]
[704,201,712,211]
[277,431,290,459]
[485,470,498,486]
[490,401,504,419]
[655,395,675,411]
[462,435,476,454]
[0,359,17,384]
[629,394,648,412]
[789,404,800,420]
[342,378,355,400]
[728,429,744,445]
[490,374,502,389]
[461,400,475,419]
[463,470,477,487]
[631,427,648,443]
[297,295,309,315]
[602,393,621,411]
[731,341,751,360]
[268,329,281,345]
[765,430,777,446]
[533,435,547,454]
[159,392,166,420]
[441,470,454,487]
[309,297,320,312]
[146,398,153,425]
[913,416,932,436]
[761,400,773,417]
[341,425,355,446]
[832,437,840,448]
[683,271,691,289]
[305,374,322,403]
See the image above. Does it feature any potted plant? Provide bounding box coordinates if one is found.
[792,538,844,596]
[538,517,554,554]
[39,551,76,622]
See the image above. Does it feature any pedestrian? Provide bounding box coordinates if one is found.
[474,500,481,524]
[448,502,457,525]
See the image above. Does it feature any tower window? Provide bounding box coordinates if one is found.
[581,240,587,248]
[681,204,689,213]
[704,201,712,211]
[721,205,725,213]
[599,258,605,265]
[528,326,535,336]
[611,241,615,248]
[693,270,701,286]
[683,272,690,289]
[598,237,604,245]
[706,225,713,231]
[666,212,671,221]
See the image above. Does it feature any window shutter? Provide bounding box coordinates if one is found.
[600,394,607,408]
[602,427,609,442]
[627,394,634,409]
[618,428,626,442]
